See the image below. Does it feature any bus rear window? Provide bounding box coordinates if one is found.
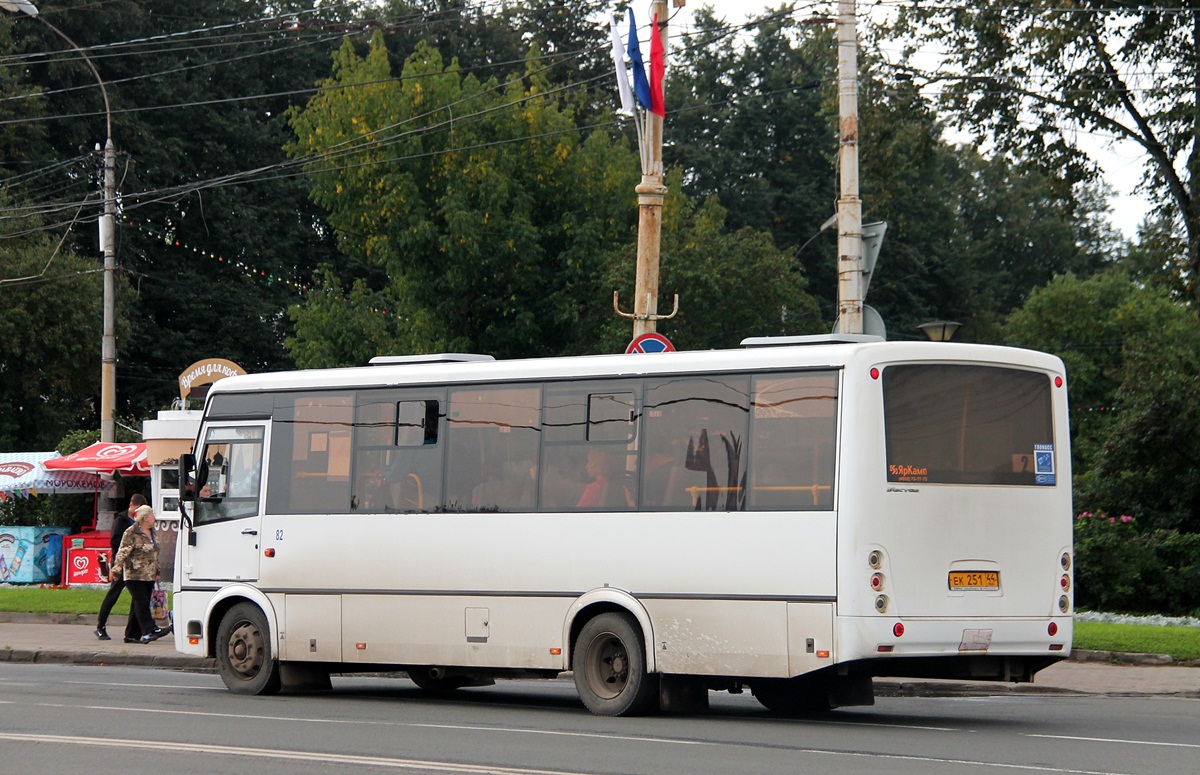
[883,365,1055,486]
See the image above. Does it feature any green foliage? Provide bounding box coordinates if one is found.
[0,241,108,449]
[1074,621,1200,662]
[669,9,1113,335]
[592,177,822,351]
[887,2,1200,300]
[1074,512,1200,616]
[1073,512,1155,613]
[6,0,346,421]
[0,493,93,532]
[1004,270,1200,531]
[287,34,640,359]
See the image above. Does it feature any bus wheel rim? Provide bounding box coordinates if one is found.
[586,632,629,700]
[227,620,264,678]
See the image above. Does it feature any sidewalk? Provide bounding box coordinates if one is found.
[0,613,211,670]
[1,614,1197,697]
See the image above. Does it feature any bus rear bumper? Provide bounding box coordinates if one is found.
[838,616,1072,682]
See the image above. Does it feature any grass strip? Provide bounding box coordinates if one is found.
[1074,621,1200,662]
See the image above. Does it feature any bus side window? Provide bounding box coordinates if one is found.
[642,377,750,512]
[445,387,540,513]
[268,393,353,515]
[748,372,838,511]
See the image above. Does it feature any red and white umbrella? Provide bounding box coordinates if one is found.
[43,442,150,476]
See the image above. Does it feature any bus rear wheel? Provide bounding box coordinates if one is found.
[215,602,281,695]
[572,612,657,716]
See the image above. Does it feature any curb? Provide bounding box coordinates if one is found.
[875,679,1076,698]
[0,647,213,671]
[1071,649,1185,666]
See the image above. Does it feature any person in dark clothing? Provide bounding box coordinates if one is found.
[94,493,144,640]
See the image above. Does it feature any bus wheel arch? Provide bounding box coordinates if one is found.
[563,591,657,675]
[203,585,279,659]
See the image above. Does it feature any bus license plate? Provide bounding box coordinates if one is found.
[948,571,1000,591]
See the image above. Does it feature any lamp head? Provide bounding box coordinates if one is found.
[0,1,39,17]
[917,321,962,342]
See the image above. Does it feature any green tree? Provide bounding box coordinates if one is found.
[669,8,1112,337]
[1004,270,1200,532]
[593,176,822,352]
[890,2,1200,301]
[6,0,347,416]
[0,241,107,449]
[669,9,835,315]
[286,34,641,359]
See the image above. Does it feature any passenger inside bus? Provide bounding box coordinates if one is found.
[576,449,632,510]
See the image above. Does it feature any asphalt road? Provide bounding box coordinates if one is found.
[1,663,1197,775]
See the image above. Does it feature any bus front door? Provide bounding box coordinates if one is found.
[184,423,266,583]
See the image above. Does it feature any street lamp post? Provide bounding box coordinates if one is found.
[3,1,118,444]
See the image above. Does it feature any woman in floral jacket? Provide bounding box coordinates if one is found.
[111,505,168,644]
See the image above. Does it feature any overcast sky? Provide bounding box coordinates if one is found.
[654,1,1150,238]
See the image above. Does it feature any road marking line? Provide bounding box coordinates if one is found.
[1026,733,1200,749]
[64,680,222,690]
[0,733,595,774]
[59,704,709,746]
[410,723,712,745]
[0,730,1137,775]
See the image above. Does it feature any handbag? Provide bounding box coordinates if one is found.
[150,583,170,624]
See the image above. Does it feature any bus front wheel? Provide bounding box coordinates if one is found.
[572,612,657,716]
[215,602,282,695]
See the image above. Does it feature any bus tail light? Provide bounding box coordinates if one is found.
[1060,574,1070,591]
[1060,552,1071,571]
[870,573,884,591]
[1047,622,1058,637]
[892,622,904,638]
[868,550,883,569]
[874,594,889,613]
[1058,595,1070,613]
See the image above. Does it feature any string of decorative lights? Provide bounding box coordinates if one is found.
[125,217,397,318]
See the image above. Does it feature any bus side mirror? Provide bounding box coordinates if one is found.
[180,454,196,499]
[179,453,196,537]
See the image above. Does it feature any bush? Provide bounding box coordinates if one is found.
[1074,511,1200,616]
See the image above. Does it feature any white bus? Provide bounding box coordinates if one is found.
[173,335,1073,715]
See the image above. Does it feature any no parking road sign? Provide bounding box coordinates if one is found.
[625,333,675,354]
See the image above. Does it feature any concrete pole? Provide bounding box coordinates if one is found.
[836,0,864,334]
[100,138,116,443]
[632,0,669,338]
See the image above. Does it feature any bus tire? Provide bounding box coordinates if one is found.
[215,602,282,695]
[572,612,657,716]
[750,676,831,714]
